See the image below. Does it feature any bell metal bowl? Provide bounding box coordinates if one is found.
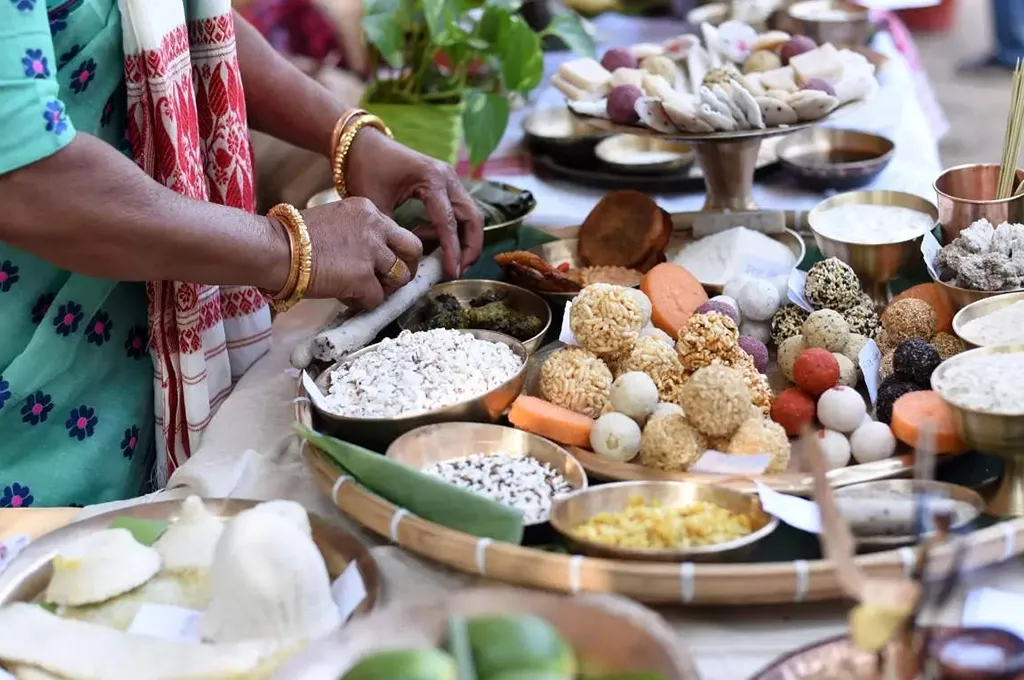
[396,279,552,354]
[808,190,938,309]
[548,480,779,562]
[385,422,587,527]
[521,106,608,160]
[927,267,1024,315]
[310,329,528,452]
[775,128,894,192]
[786,0,871,46]
[952,291,1024,347]
[594,135,696,175]
[931,343,1024,516]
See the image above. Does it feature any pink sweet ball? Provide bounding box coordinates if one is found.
[696,300,740,326]
[738,335,769,373]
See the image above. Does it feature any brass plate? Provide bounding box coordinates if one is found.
[0,498,382,618]
[952,290,1024,347]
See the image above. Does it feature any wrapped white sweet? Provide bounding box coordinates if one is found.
[44,529,160,607]
[153,496,224,572]
[241,499,313,536]
[200,504,339,644]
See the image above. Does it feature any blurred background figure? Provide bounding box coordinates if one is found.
[959,0,1024,72]
[238,0,368,74]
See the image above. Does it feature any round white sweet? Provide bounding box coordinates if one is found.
[849,421,897,464]
[817,429,852,469]
[740,318,772,345]
[722,275,752,301]
[609,371,659,421]
[737,278,781,322]
[648,402,684,422]
[590,413,642,462]
[710,294,740,318]
[817,386,867,433]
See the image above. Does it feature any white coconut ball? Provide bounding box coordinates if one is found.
[771,274,790,301]
[740,319,771,345]
[609,371,659,421]
[816,386,867,433]
[737,278,781,322]
[641,324,674,347]
[648,402,684,422]
[709,294,740,319]
[590,413,642,462]
[816,429,851,470]
[722,275,751,301]
[832,352,858,388]
[849,421,897,464]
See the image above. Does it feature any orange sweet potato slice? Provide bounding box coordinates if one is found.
[640,262,709,339]
[508,395,594,448]
[890,390,965,455]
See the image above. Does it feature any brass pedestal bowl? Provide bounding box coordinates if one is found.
[808,190,939,309]
[932,344,1024,517]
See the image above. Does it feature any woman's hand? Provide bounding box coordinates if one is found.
[296,197,423,309]
[345,129,484,278]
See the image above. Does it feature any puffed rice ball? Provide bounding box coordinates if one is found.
[802,309,850,352]
[616,335,685,401]
[737,278,781,322]
[570,283,650,358]
[778,334,808,382]
[637,413,706,472]
[539,347,613,418]
[727,417,791,474]
[679,365,752,438]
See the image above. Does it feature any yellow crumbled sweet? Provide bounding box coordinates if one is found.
[569,283,651,358]
[637,413,706,472]
[571,495,756,550]
[727,417,791,473]
[539,347,613,418]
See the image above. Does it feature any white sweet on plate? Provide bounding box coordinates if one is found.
[153,496,225,573]
[200,504,340,644]
[45,528,161,607]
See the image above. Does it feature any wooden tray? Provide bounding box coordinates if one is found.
[273,587,700,680]
[297,389,1024,606]
[0,498,383,619]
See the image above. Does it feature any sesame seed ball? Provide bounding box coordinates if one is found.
[727,417,791,473]
[930,332,966,360]
[770,304,810,346]
[880,348,895,380]
[802,309,850,352]
[539,347,613,418]
[679,365,752,438]
[842,303,880,339]
[875,327,892,350]
[880,298,936,345]
[637,413,707,472]
[569,283,650,358]
[892,338,941,387]
[804,258,862,311]
[778,334,808,382]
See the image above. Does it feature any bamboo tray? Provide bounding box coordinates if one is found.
[296,392,1024,606]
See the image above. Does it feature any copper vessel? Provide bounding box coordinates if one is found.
[933,164,1024,243]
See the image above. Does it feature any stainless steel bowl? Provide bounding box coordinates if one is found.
[395,279,552,354]
[311,329,528,451]
[833,479,983,549]
[952,291,1024,347]
[548,480,778,562]
[809,190,939,309]
[776,128,894,192]
[385,422,587,526]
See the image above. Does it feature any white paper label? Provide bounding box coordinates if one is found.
[743,255,793,280]
[331,560,367,622]
[787,269,813,312]
[558,302,578,346]
[301,370,331,411]
[690,450,772,476]
[284,367,300,379]
[962,588,1024,639]
[756,482,821,534]
[921,230,941,278]
[127,603,203,643]
[0,534,29,575]
[859,339,882,406]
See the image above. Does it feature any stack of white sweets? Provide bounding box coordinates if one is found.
[554,20,877,133]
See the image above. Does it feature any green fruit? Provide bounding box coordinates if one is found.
[342,648,459,680]
[466,615,576,680]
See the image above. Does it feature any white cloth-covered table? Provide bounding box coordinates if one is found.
[43,21,1023,679]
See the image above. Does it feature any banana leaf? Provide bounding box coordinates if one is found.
[392,180,536,231]
[296,424,525,544]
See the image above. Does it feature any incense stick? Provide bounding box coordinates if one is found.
[997,59,1024,199]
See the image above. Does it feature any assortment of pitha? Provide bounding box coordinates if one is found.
[554,20,878,133]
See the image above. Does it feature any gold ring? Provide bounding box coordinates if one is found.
[383,258,406,283]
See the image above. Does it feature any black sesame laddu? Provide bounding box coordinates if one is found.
[875,376,924,424]
[892,338,941,387]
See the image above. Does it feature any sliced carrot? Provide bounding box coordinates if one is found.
[890,283,954,333]
[640,262,709,338]
[890,390,965,455]
[508,395,594,448]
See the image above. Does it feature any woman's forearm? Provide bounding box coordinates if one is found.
[0,134,290,291]
[234,12,348,157]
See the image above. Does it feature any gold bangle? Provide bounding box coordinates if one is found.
[265,217,299,303]
[329,108,366,162]
[264,203,312,313]
[332,112,393,199]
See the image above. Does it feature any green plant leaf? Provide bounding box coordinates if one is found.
[543,12,595,57]
[484,0,522,10]
[497,16,543,92]
[422,0,459,43]
[362,13,405,67]
[475,5,509,47]
[462,89,509,168]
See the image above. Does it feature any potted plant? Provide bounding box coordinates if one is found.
[360,0,595,168]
